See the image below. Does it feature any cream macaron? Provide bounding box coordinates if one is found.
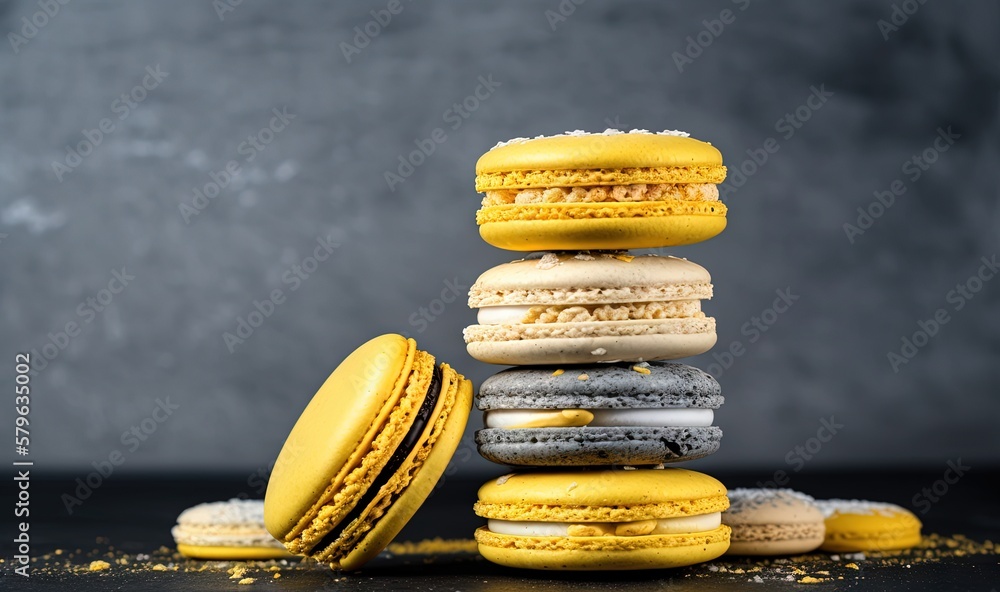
[723,489,826,556]
[172,499,294,560]
[464,252,716,365]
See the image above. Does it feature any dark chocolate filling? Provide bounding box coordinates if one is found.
[308,365,443,556]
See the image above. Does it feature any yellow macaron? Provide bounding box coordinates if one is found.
[474,468,731,570]
[264,334,473,571]
[816,499,922,552]
[475,130,727,251]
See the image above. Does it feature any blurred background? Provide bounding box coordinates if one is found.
[1,0,998,487]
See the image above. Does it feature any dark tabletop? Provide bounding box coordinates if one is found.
[3,470,998,591]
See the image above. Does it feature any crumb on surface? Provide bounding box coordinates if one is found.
[151,564,169,571]
[238,577,255,585]
[273,572,281,579]
[577,373,589,381]
[89,560,110,571]
[797,576,827,584]
[631,365,651,374]
[551,369,564,376]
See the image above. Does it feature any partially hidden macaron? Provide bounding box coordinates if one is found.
[264,334,473,571]
[464,252,716,365]
[474,469,731,570]
[171,499,294,560]
[476,362,723,466]
[816,499,922,553]
[475,129,727,251]
[722,489,825,556]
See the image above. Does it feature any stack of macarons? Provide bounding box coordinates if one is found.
[464,129,735,570]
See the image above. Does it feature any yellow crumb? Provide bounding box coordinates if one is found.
[844,563,859,570]
[88,560,110,572]
[798,576,827,584]
[229,565,248,579]
[578,373,589,381]
[273,573,281,579]
[238,577,255,585]
[551,369,564,376]
[614,254,635,262]
[267,566,280,571]
[55,550,64,555]
[791,568,806,575]
[631,365,651,374]
[816,570,830,575]
[151,564,169,571]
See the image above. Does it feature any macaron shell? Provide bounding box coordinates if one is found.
[175,544,295,560]
[474,525,731,570]
[336,365,473,570]
[476,469,729,520]
[476,426,722,466]
[479,215,727,252]
[470,252,711,297]
[726,533,825,556]
[476,133,723,176]
[477,362,722,410]
[265,334,414,542]
[466,330,717,365]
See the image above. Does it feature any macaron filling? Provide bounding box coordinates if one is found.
[476,302,704,325]
[484,408,714,429]
[482,183,719,207]
[307,367,443,556]
[487,512,722,537]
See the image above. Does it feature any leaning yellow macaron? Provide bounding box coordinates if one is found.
[816,499,922,552]
[475,129,728,251]
[264,334,473,571]
[474,468,731,570]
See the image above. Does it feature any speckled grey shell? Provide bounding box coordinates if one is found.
[476,361,722,410]
[476,426,722,466]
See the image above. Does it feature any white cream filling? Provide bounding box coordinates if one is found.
[477,305,536,325]
[484,408,714,429]
[487,512,721,537]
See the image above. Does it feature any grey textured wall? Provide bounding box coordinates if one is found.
[2,0,998,481]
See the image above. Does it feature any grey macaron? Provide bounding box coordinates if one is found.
[476,362,723,467]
